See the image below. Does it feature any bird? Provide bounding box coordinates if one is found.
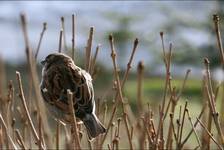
[40,53,106,139]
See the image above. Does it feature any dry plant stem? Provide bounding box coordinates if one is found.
[176,105,182,145]
[86,27,94,72]
[100,38,138,147]
[197,118,222,150]
[176,69,191,100]
[137,61,144,115]
[62,124,71,149]
[35,22,47,59]
[122,38,139,89]
[204,79,219,149]
[170,113,178,144]
[186,110,201,148]
[0,57,6,98]
[214,84,220,101]
[40,118,46,149]
[204,58,224,146]
[72,14,76,61]
[88,139,93,150]
[16,71,45,149]
[221,83,224,131]
[164,96,172,120]
[207,106,213,150]
[6,81,14,137]
[94,100,101,149]
[204,59,215,110]
[194,145,200,150]
[20,13,52,147]
[178,101,188,147]
[58,29,63,53]
[15,129,27,149]
[123,113,133,149]
[27,77,33,147]
[100,104,117,147]
[90,44,101,75]
[67,90,81,149]
[160,32,167,67]
[166,92,177,149]
[158,105,164,149]
[0,125,3,149]
[117,118,121,138]
[0,113,17,149]
[108,144,112,150]
[130,126,134,140]
[111,122,115,143]
[103,102,108,128]
[108,34,133,149]
[38,116,43,150]
[213,14,224,64]
[141,118,153,143]
[61,17,68,51]
[180,103,206,147]
[155,42,172,148]
[56,119,60,150]
[205,84,224,147]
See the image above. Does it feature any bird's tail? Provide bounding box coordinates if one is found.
[82,113,106,139]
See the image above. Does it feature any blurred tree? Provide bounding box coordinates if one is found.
[104,12,135,67]
[155,0,224,68]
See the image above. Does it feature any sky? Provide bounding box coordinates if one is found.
[0,1,219,72]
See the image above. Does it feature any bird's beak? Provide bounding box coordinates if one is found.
[41,60,46,65]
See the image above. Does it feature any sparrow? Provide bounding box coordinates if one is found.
[40,53,106,139]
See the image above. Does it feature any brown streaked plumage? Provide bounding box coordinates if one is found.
[40,53,106,139]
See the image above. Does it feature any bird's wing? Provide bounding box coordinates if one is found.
[71,66,94,114]
[41,65,75,111]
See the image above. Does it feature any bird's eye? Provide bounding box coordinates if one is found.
[41,60,46,65]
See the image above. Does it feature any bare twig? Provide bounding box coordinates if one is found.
[90,44,101,75]
[178,101,188,147]
[72,14,76,61]
[15,129,27,149]
[35,22,47,59]
[197,118,222,150]
[170,113,178,143]
[107,144,112,150]
[155,40,173,148]
[67,89,81,149]
[137,61,144,115]
[16,71,44,149]
[103,102,108,127]
[108,34,133,149]
[86,27,94,72]
[100,38,138,147]
[61,17,68,51]
[213,14,224,64]
[181,103,206,147]
[160,32,167,67]
[56,119,60,150]
[38,116,43,150]
[176,69,191,101]
[0,113,17,149]
[204,58,224,146]
[186,109,201,148]
[122,38,139,88]
[20,13,51,147]
[123,113,133,149]
[58,29,63,53]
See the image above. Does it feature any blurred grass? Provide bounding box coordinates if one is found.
[125,77,202,99]
[124,77,202,112]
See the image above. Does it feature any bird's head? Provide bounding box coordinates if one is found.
[41,53,73,68]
